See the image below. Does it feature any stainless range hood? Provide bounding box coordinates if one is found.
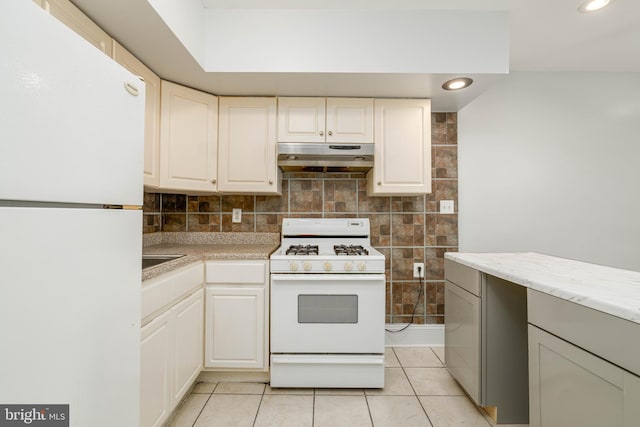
[278,143,374,173]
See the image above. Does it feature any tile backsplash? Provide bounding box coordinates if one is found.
[143,113,458,324]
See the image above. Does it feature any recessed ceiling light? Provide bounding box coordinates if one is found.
[442,77,473,91]
[578,0,613,13]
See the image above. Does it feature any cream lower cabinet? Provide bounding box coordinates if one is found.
[277,97,374,143]
[37,0,113,56]
[112,42,161,188]
[160,81,218,193]
[217,97,281,194]
[367,99,431,196]
[140,274,204,427]
[204,261,269,370]
[140,309,172,427]
[529,325,640,427]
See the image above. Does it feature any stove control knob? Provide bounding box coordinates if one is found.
[358,262,367,272]
[344,262,353,271]
[323,261,333,272]
[289,262,299,272]
[303,262,312,271]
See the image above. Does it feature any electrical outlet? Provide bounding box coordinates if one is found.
[232,208,242,223]
[440,200,455,214]
[413,262,425,278]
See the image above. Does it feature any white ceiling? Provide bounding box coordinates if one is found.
[508,0,640,71]
[71,0,640,111]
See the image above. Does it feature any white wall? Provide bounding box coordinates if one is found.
[458,72,640,271]
[203,9,508,73]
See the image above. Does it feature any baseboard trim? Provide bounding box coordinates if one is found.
[197,370,269,383]
[385,324,444,347]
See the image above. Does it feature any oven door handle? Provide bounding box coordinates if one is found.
[271,273,385,281]
[271,355,384,365]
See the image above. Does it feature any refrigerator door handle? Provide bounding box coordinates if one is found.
[124,82,139,96]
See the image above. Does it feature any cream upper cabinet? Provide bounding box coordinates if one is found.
[367,99,431,196]
[277,97,325,143]
[40,0,113,56]
[159,81,218,193]
[326,98,374,143]
[112,42,161,188]
[277,97,373,144]
[218,97,281,194]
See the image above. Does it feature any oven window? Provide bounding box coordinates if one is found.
[298,295,358,324]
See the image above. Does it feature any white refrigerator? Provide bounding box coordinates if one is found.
[0,1,144,426]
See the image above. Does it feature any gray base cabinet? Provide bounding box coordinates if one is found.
[444,259,529,424]
[528,289,640,427]
[528,325,640,427]
[444,280,481,403]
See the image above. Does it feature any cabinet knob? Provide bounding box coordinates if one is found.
[377,182,381,186]
[328,131,333,136]
[319,130,324,136]
[269,180,273,185]
[211,179,217,184]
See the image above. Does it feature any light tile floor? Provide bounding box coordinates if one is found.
[169,347,529,427]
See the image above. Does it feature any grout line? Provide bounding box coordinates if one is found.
[363,392,375,427]
[251,392,265,427]
[394,347,435,427]
[311,388,315,427]
[321,179,325,219]
[190,392,214,427]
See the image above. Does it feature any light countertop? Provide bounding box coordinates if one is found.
[445,252,640,325]
[142,232,280,281]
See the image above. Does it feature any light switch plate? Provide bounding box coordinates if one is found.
[440,200,455,214]
[232,208,242,223]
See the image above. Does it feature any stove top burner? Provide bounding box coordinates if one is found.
[285,245,319,256]
[334,244,369,256]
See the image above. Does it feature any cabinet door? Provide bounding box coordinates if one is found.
[528,325,640,427]
[205,287,265,369]
[367,99,431,196]
[160,81,218,193]
[218,97,280,194]
[444,281,481,404]
[113,42,161,188]
[171,290,204,408]
[42,0,113,56]
[326,98,373,143]
[277,97,326,143]
[140,311,172,427]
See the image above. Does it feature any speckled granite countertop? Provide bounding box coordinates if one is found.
[445,252,640,325]
[142,232,280,282]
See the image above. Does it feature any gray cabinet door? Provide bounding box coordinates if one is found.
[444,280,481,404]
[529,325,640,427]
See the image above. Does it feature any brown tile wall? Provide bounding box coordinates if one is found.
[143,112,458,324]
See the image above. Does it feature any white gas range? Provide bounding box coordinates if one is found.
[270,218,386,388]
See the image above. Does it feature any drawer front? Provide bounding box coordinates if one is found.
[142,263,204,319]
[205,261,266,284]
[445,258,481,296]
[528,289,640,377]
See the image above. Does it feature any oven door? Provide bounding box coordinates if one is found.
[271,273,385,354]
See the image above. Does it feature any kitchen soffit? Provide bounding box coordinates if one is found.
[70,0,640,111]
